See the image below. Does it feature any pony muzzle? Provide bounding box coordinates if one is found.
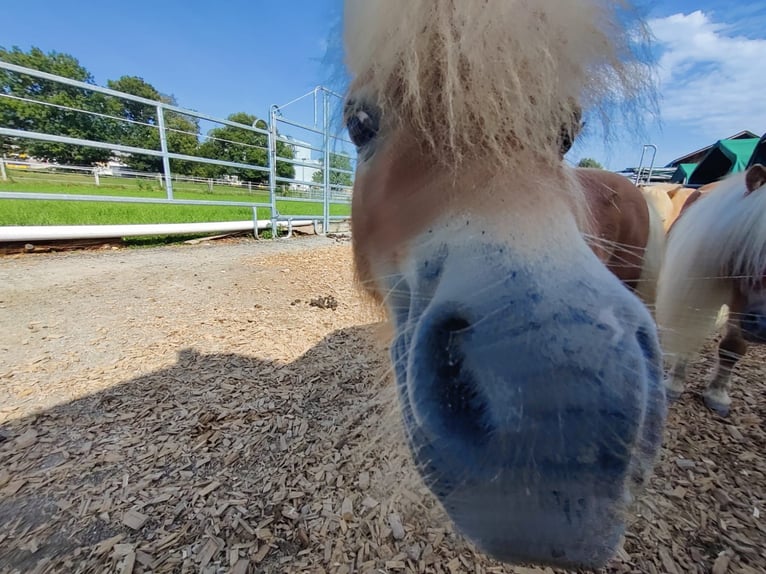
[388,236,666,569]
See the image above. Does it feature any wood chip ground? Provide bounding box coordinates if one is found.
[0,236,763,573]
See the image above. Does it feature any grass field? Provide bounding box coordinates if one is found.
[0,170,351,226]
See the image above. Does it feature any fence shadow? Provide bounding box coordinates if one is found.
[0,323,439,574]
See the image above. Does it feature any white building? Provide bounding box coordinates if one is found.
[285,137,321,189]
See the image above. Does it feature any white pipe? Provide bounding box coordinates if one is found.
[0,219,318,242]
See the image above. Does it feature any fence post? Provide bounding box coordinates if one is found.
[93,169,100,186]
[322,89,331,234]
[0,156,6,181]
[268,105,279,238]
[156,104,174,199]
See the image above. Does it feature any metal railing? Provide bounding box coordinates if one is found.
[269,86,356,233]
[0,61,355,238]
[633,144,658,186]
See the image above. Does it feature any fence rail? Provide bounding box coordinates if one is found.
[0,61,356,238]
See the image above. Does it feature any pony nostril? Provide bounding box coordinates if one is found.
[434,317,470,378]
[424,315,490,445]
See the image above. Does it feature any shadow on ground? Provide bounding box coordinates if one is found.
[0,323,445,574]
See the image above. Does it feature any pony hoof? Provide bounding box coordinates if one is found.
[703,396,730,418]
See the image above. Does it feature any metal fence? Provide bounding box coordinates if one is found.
[0,61,355,238]
[269,87,357,233]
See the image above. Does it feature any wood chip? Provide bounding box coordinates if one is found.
[253,543,271,564]
[198,538,220,568]
[135,550,154,568]
[658,545,680,574]
[113,543,135,557]
[341,497,354,521]
[388,514,406,540]
[122,510,148,531]
[668,486,687,499]
[196,480,221,499]
[94,534,124,556]
[231,558,250,574]
[1,480,26,496]
[119,551,136,574]
[14,428,38,449]
[712,550,734,574]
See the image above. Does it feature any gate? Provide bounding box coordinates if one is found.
[269,87,356,234]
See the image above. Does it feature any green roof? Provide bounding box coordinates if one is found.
[670,162,697,184]
[688,138,760,186]
[720,138,760,170]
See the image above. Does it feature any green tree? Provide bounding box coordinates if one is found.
[312,152,353,187]
[0,46,114,164]
[577,157,604,169]
[106,76,200,175]
[197,112,294,183]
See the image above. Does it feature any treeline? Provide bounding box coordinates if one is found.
[0,46,295,184]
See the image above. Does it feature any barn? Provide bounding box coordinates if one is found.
[664,130,764,187]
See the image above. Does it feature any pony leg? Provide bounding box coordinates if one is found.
[704,323,747,417]
[664,357,688,401]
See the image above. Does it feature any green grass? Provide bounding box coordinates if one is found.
[0,169,351,226]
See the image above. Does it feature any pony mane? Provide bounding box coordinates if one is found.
[664,172,766,288]
[342,0,657,168]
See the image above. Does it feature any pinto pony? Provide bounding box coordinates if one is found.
[340,0,665,569]
[657,164,766,416]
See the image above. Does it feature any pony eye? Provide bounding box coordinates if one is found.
[345,101,380,149]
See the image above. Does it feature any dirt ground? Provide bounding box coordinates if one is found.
[0,236,764,574]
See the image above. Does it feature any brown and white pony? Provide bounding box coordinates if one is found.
[340,0,665,569]
[577,169,665,306]
[561,116,665,307]
[657,165,766,416]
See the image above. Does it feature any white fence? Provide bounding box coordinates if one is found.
[0,61,356,238]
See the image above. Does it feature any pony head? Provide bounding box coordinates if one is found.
[340,0,664,568]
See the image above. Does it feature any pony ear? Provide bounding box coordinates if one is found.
[745,163,766,196]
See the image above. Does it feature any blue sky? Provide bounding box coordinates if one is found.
[3,1,765,170]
